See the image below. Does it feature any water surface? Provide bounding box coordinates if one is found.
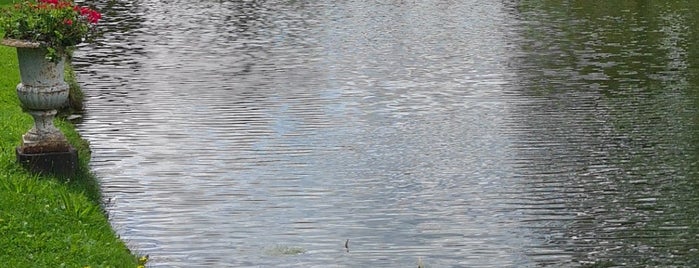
[73,0,699,266]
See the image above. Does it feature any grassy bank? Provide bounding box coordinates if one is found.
[1,11,141,268]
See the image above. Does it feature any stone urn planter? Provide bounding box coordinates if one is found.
[2,39,77,176]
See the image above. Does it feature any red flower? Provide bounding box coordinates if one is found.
[39,0,58,4]
[75,6,101,24]
[56,1,72,8]
[63,19,73,25]
[88,10,102,23]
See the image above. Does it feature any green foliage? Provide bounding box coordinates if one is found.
[0,0,101,61]
[64,55,84,113]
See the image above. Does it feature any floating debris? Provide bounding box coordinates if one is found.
[264,245,306,257]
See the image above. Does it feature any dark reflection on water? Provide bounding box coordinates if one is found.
[72,0,699,266]
[508,2,699,266]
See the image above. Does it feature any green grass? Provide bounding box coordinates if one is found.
[65,57,85,113]
[0,17,142,268]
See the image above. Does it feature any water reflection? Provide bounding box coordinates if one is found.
[72,0,699,266]
[509,1,699,266]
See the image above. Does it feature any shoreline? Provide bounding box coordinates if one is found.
[0,39,144,267]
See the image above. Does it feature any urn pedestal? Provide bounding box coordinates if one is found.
[2,39,77,176]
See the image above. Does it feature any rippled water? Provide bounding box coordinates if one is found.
[72,0,699,267]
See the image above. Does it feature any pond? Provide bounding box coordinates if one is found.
[72,0,699,267]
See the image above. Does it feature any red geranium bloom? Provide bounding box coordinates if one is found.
[75,6,101,24]
[0,0,102,61]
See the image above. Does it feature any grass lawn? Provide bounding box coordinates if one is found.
[1,3,142,267]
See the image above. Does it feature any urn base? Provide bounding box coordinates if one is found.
[16,146,78,177]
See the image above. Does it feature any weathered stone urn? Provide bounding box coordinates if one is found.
[2,39,77,176]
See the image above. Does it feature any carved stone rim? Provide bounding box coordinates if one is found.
[1,38,42,48]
